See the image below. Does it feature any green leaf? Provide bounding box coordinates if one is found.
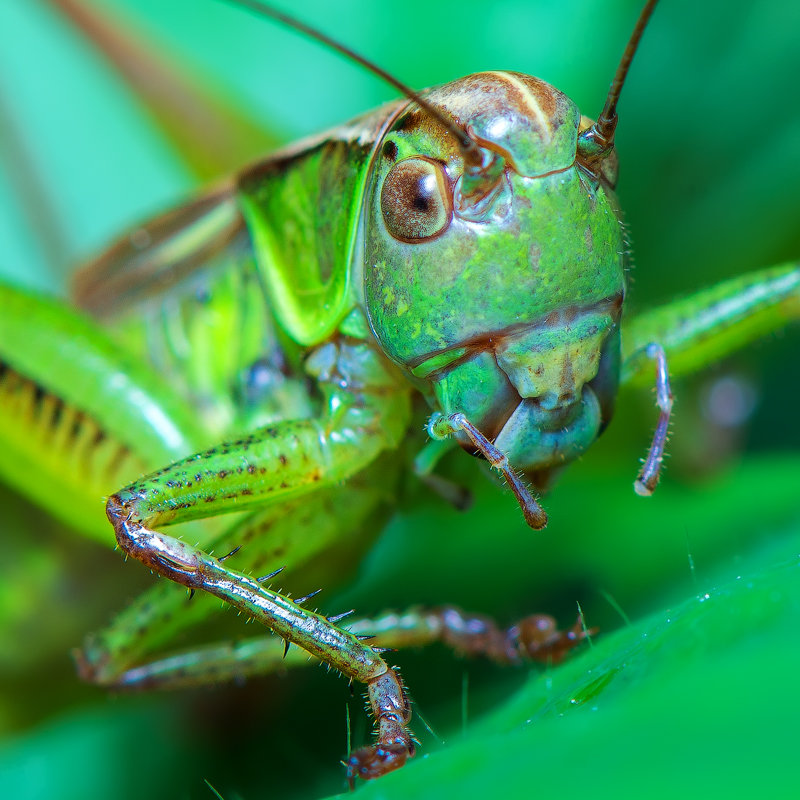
[330,532,800,799]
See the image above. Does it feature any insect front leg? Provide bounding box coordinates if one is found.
[622,263,800,487]
[77,474,397,687]
[99,337,415,782]
[108,483,416,784]
[627,343,674,496]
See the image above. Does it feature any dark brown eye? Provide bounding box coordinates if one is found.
[380,157,452,242]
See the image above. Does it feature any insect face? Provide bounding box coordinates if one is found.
[365,72,625,476]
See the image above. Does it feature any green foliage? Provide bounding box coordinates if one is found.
[330,528,800,800]
[0,1,798,799]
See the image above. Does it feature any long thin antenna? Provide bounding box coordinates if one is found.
[218,0,485,170]
[580,0,660,156]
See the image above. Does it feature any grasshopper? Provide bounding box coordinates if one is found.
[1,0,799,790]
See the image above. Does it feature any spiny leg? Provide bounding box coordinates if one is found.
[77,478,395,686]
[349,607,594,667]
[109,495,414,781]
[104,606,595,691]
[91,338,414,781]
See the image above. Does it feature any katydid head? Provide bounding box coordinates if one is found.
[364,71,626,485]
[230,0,659,531]
[363,0,660,524]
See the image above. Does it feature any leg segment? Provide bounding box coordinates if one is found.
[90,339,413,781]
[622,263,800,384]
[77,478,395,686]
[107,337,410,530]
[109,499,385,676]
[93,606,595,691]
[360,606,596,666]
[622,263,799,495]
[109,497,414,781]
[630,343,674,496]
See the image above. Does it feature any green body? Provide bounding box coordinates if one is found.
[3,59,798,671]
[1,0,800,789]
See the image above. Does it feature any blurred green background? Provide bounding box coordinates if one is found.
[0,1,798,798]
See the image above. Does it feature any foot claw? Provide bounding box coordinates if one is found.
[346,668,414,786]
[346,741,413,787]
[510,613,597,664]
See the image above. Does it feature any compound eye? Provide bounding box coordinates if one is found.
[380,157,452,242]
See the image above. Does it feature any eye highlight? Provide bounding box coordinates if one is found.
[380,157,452,242]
